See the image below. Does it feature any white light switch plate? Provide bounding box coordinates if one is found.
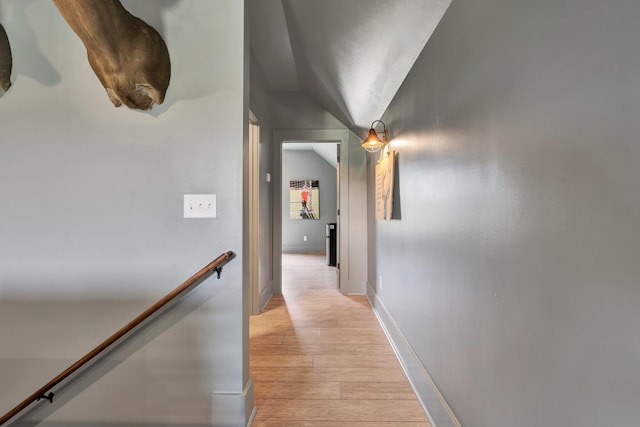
[184,194,216,218]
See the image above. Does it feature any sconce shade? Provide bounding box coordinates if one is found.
[362,127,386,153]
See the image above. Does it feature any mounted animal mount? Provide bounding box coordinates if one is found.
[52,0,171,110]
[0,23,11,97]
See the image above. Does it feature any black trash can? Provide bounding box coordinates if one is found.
[326,223,337,266]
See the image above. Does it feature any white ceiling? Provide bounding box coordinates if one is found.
[249,0,452,130]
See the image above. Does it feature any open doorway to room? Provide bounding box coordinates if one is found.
[270,129,363,297]
[281,142,339,292]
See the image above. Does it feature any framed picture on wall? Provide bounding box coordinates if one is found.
[376,150,395,220]
[290,179,320,219]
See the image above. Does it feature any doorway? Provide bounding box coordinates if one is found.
[281,142,340,291]
[272,130,352,296]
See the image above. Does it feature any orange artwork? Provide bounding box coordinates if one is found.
[290,179,319,219]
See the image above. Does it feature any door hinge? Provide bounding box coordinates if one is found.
[337,209,340,216]
[337,263,340,270]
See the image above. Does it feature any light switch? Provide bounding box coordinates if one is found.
[184,194,216,218]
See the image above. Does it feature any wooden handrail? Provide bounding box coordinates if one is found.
[0,250,236,426]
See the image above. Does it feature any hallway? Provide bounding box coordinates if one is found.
[250,253,430,426]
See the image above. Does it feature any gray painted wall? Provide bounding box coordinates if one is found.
[369,0,640,426]
[281,150,337,253]
[269,92,346,130]
[0,1,251,425]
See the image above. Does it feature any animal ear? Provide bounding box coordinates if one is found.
[106,85,157,110]
[135,83,164,105]
[106,88,123,107]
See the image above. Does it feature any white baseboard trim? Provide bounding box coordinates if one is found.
[367,283,461,427]
[246,406,257,427]
[211,377,255,427]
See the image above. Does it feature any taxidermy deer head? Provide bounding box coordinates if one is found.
[52,0,171,110]
[0,23,11,97]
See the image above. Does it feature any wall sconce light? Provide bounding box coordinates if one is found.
[361,120,389,153]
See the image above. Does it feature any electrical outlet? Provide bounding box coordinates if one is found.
[303,235,308,241]
[379,275,383,290]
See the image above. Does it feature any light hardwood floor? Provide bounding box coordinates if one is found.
[250,253,430,426]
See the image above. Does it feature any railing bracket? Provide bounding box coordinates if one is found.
[36,392,54,404]
[214,267,223,279]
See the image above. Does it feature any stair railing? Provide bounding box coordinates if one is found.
[0,250,236,426]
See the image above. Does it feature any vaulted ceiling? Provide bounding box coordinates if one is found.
[249,0,452,131]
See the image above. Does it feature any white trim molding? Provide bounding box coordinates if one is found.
[367,283,461,427]
[211,377,256,427]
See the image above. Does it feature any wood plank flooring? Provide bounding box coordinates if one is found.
[250,253,430,426]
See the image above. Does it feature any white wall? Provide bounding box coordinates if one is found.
[369,0,640,425]
[0,1,251,425]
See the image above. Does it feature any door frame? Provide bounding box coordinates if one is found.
[248,112,261,314]
[272,129,350,294]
